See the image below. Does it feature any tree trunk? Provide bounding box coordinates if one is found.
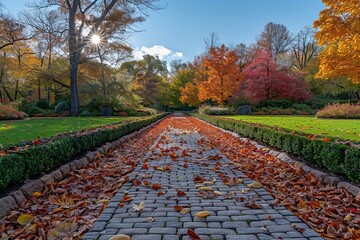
[69,52,80,116]
[14,79,19,100]
[69,0,80,116]
[98,47,107,96]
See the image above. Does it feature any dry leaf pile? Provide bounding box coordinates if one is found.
[177,116,359,240]
[0,121,164,239]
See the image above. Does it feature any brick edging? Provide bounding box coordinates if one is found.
[194,117,360,198]
[0,116,167,219]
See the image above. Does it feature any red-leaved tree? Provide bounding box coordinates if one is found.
[243,49,311,103]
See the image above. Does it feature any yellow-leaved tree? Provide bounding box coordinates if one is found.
[313,0,360,83]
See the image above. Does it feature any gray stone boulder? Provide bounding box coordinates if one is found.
[236,105,251,115]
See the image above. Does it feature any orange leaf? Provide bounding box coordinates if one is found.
[121,195,132,203]
[157,191,164,196]
[32,191,42,197]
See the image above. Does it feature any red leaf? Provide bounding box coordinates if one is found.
[151,183,161,190]
[187,229,201,240]
[174,206,183,212]
[193,175,204,183]
[142,163,149,169]
[177,191,186,197]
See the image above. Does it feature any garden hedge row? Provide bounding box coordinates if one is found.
[0,113,169,191]
[190,113,360,182]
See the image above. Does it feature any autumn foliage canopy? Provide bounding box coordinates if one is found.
[313,0,360,83]
[180,45,243,105]
[180,45,311,105]
[243,49,311,103]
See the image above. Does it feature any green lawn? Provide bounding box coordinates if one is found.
[221,115,360,141]
[0,116,137,147]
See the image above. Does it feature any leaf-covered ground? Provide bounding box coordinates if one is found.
[222,115,360,141]
[188,116,360,239]
[1,115,359,239]
[0,119,163,239]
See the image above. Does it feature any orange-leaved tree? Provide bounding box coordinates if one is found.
[179,81,201,107]
[198,45,243,104]
[313,0,360,83]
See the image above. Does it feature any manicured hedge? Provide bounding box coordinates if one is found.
[190,113,360,182]
[0,113,168,191]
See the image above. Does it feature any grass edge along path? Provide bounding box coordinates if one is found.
[0,116,140,147]
[0,113,169,192]
[221,115,360,143]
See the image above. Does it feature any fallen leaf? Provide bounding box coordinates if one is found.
[180,208,191,215]
[177,191,187,197]
[193,175,205,183]
[147,217,155,223]
[32,191,42,197]
[195,211,211,218]
[199,187,213,191]
[121,195,132,203]
[132,202,145,212]
[174,206,183,212]
[17,214,34,225]
[187,229,201,240]
[203,181,214,185]
[109,234,131,240]
[247,181,263,188]
[151,184,161,190]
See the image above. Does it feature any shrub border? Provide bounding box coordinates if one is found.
[189,113,360,182]
[0,113,169,192]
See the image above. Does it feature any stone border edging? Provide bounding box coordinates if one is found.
[0,116,167,219]
[194,117,360,198]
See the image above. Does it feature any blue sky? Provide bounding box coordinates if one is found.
[2,0,325,63]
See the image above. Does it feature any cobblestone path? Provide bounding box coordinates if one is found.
[83,115,323,240]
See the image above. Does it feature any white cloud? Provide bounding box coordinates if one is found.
[172,52,183,58]
[133,45,183,60]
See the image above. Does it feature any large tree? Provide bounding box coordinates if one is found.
[169,67,196,108]
[243,49,311,103]
[30,0,160,115]
[198,45,243,104]
[313,0,360,83]
[130,54,168,106]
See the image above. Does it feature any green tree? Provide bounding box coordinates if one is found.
[130,55,168,106]
[169,68,196,108]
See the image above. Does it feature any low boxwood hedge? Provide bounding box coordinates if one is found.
[190,113,360,182]
[0,113,168,191]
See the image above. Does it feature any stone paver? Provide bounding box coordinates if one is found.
[83,115,323,240]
